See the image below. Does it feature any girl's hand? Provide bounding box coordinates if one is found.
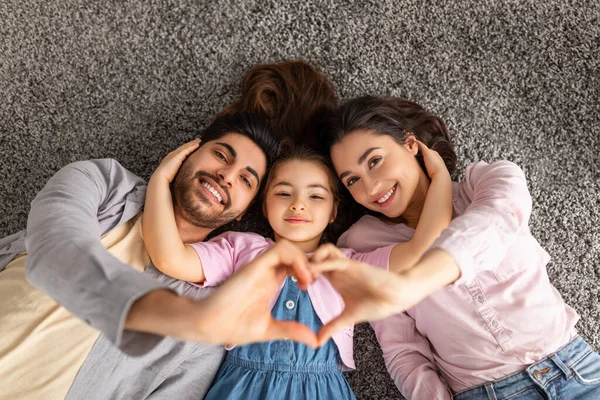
[416,140,449,180]
[154,139,201,183]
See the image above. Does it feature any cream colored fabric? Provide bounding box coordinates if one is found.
[0,213,149,400]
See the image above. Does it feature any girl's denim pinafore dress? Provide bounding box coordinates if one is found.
[204,277,356,399]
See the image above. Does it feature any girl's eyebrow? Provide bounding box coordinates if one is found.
[339,147,381,180]
[273,182,330,192]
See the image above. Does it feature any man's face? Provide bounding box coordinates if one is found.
[172,132,268,229]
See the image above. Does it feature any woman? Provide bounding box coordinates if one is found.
[317,96,600,399]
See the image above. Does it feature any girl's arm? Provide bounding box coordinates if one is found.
[142,139,206,283]
[388,141,453,273]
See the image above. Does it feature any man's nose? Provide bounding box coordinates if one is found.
[217,167,236,188]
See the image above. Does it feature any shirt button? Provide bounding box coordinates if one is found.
[291,276,298,283]
[478,296,484,303]
[285,300,295,310]
[492,321,499,328]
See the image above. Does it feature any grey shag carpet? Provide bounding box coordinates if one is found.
[1,1,599,399]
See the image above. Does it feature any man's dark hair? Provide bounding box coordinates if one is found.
[200,112,280,168]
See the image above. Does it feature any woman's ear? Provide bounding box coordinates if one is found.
[403,134,419,156]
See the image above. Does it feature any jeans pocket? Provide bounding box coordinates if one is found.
[572,350,600,386]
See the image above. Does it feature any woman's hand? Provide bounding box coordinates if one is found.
[310,244,415,345]
[309,244,460,346]
[153,138,201,183]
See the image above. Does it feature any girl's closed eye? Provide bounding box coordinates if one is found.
[276,192,291,197]
[310,194,325,200]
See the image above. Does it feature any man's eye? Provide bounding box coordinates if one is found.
[242,176,252,188]
[215,151,227,161]
[346,177,358,187]
[368,157,381,168]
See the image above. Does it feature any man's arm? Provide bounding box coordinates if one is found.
[25,159,171,354]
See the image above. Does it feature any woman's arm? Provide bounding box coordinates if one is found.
[375,314,453,399]
[388,141,453,273]
[429,160,532,284]
[142,139,206,283]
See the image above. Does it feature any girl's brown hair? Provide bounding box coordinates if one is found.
[218,60,338,145]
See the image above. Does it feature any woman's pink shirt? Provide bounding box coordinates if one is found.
[337,161,579,398]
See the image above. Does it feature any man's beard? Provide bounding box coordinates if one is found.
[172,164,240,229]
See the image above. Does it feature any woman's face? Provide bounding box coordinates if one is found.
[330,130,424,218]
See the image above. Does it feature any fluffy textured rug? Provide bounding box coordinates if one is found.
[1,1,598,398]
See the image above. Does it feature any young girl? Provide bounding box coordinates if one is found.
[320,95,600,399]
[142,139,453,399]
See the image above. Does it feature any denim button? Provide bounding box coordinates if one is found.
[285,300,295,310]
[478,296,484,303]
[533,370,542,380]
[290,276,298,283]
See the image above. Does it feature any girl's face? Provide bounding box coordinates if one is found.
[330,130,424,219]
[265,159,338,253]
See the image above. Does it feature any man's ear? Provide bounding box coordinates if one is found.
[236,200,255,222]
[403,134,419,156]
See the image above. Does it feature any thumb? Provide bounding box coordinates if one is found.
[316,313,354,346]
[266,320,319,348]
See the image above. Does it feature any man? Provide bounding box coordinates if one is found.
[0,112,319,399]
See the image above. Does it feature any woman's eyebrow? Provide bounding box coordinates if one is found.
[339,147,381,180]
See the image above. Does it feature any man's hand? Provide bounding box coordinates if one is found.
[153,139,201,183]
[126,240,319,347]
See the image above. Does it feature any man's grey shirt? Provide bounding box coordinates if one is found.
[3,159,176,354]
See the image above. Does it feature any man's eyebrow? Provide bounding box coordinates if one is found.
[216,142,236,157]
[246,166,260,185]
[339,147,381,180]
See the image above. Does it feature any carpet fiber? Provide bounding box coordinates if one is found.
[1,1,598,398]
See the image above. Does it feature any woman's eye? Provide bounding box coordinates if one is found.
[310,195,324,200]
[368,157,381,168]
[276,192,290,197]
[346,177,358,187]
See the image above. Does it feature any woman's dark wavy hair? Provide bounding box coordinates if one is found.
[320,96,457,178]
